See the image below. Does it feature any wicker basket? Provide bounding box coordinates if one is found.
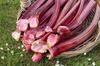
[18,0,100,58]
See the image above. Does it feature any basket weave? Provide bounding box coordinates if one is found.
[18,0,100,58]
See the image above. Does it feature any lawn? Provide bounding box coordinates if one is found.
[0,0,100,66]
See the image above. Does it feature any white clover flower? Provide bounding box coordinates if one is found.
[1,56,5,60]
[18,46,21,49]
[20,54,24,57]
[83,53,87,55]
[11,50,14,55]
[21,45,24,48]
[55,60,61,66]
[92,62,96,66]
[88,58,92,61]
[7,48,10,51]
[61,64,64,66]
[55,64,60,66]
[5,43,8,46]
[0,47,3,50]
[56,60,60,64]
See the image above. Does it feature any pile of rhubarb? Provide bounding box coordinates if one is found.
[12,0,100,62]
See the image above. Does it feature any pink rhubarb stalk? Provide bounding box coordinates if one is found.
[45,0,60,32]
[31,40,48,53]
[32,53,44,62]
[57,0,96,39]
[68,0,96,30]
[16,19,29,31]
[28,0,54,28]
[28,16,39,28]
[57,26,72,39]
[21,29,37,51]
[36,0,67,39]
[56,0,74,23]
[47,34,60,48]
[54,0,80,30]
[48,5,100,58]
[67,0,85,25]
[40,0,67,25]
[21,0,46,19]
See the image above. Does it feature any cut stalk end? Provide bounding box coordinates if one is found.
[12,31,21,41]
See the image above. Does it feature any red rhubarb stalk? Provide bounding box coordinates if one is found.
[32,53,44,62]
[67,0,85,25]
[21,0,46,19]
[34,0,61,49]
[47,26,72,48]
[35,0,60,39]
[16,19,29,31]
[35,19,51,39]
[54,0,80,30]
[71,0,78,7]
[23,43,32,52]
[57,26,72,39]
[31,0,54,18]
[48,5,100,58]
[56,0,74,23]
[21,29,37,51]
[28,0,54,28]
[36,0,67,39]
[31,40,48,53]
[22,29,36,44]
[28,16,39,28]
[45,0,60,32]
[68,0,96,30]
[47,34,60,48]
[40,0,67,25]
[57,0,96,39]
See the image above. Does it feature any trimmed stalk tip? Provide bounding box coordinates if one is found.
[16,19,29,31]
[29,16,39,28]
[12,31,21,41]
[31,40,48,53]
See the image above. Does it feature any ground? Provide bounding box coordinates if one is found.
[0,0,100,66]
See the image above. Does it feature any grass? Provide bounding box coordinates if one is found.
[0,0,100,66]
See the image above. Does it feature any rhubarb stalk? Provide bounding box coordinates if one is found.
[68,0,96,30]
[57,0,96,39]
[57,0,95,39]
[32,53,44,62]
[48,5,100,58]
[45,0,60,32]
[28,0,54,28]
[67,0,85,25]
[21,0,46,19]
[56,0,74,23]
[54,0,80,30]
[40,0,67,25]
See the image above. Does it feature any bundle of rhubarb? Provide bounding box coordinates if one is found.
[12,0,100,62]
